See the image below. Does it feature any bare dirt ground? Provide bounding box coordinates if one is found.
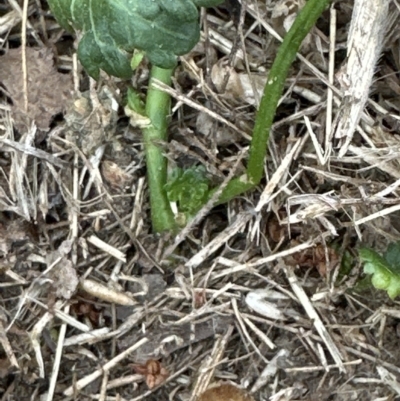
[2,0,400,400]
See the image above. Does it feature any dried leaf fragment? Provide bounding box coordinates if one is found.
[0,217,36,256]
[45,240,78,299]
[53,258,79,299]
[101,160,131,189]
[271,0,306,35]
[286,243,339,277]
[197,383,254,401]
[245,289,287,320]
[0,47,73,131]
[0,358,12,379]
[71,299,101,326]
[132,359,169,389]
[64,87,119,154]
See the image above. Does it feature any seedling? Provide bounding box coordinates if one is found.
[360,242,400,299]
[48,0,330,232]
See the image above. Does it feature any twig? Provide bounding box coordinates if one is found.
[63,337,149,396]
[334,0,389,156]
[285,268,345,372]
[46,305,69,401]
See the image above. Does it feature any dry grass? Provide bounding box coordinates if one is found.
[1,0,400,400]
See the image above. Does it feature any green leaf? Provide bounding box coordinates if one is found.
[165,165,210,218]
[48,0,224,79]
[127,87,146,115]
[383,241,400,274]
[359,245,400,299]
[77,30,133,79]
[47,0,76,31]
[159,0,198,21]
[192,0,226,6]
[131,50,145,71]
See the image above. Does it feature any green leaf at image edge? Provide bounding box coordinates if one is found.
[383,241,400,274]
[359,246,400,299]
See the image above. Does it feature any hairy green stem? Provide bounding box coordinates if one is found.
[214,0,331,204]
[143,66,177,232]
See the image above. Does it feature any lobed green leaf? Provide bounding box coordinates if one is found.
[48,0,224,79]
[165,165,210,218]
[359,244,400,299]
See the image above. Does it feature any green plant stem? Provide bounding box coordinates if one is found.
[144,66,177,232]
[214,0,331,204]
[142,0,329,231]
